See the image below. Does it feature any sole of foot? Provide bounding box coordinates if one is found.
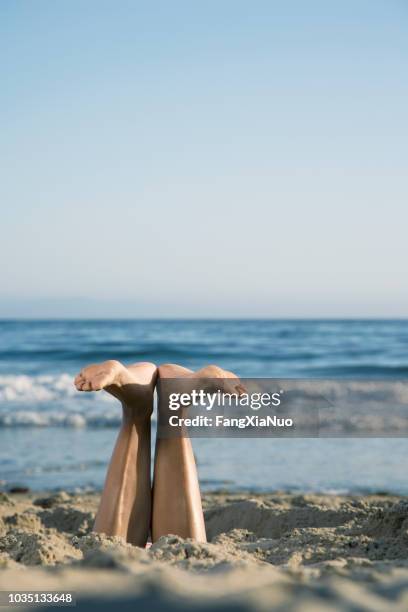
[74,360,157,411]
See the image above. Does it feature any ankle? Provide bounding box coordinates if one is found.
[122,402,152,426]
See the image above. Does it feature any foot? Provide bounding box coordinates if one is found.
[74,360,157,420]
[156,364,245,422]
[158,363,245,395]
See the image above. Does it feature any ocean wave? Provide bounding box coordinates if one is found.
[0,373,124,428]
[0,373,114,403]
[0,344,234,362]
[0,410,123,428]
[0,373,160,428]
[306,365,408,377]
[1,373,408,431]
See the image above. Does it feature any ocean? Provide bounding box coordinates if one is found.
[1,319,408,493]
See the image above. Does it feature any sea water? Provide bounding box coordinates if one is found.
[0,319,407,493]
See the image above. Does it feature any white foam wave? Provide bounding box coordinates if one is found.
[0,373,115,403]
[0,373,131,427]
[0,373,159,428]
[0,410,122,428]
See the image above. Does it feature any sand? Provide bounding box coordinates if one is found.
[1,490,408,610]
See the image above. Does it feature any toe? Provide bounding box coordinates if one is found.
[235,383,247,395]
[221,370,246,395]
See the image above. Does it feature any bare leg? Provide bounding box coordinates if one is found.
[74,360,156,546]
[151,364,242,543]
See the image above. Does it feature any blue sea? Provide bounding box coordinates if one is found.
[1,319,408,494]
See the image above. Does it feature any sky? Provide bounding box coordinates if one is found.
[1,0,407,318]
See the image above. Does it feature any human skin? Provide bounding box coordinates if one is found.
[152,363,244,542]
[74,361,243,546]
[74,360,156,546]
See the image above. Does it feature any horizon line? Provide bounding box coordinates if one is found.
[0,317,408,322]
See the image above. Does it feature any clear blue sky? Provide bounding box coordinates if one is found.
[1,0,407,318]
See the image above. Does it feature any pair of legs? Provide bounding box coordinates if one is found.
[74,361,239,547]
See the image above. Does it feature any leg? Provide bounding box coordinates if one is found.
[74,360,156,547]
[151,363,243,542]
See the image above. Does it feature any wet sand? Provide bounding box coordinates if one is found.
[1,490,408,610]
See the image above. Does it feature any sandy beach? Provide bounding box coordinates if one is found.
[0,490,407,610]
